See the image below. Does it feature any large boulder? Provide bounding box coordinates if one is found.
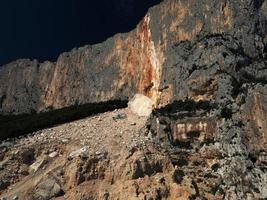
[33,178,63,200]
[128,94,153,117]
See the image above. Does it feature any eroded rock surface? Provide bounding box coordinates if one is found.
[0,0,266,199]
[148,85,267,199]
[1,0,265,114]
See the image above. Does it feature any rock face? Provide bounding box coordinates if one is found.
[0,0,266,199]
[1,0,265,116]
[149,85,267,199]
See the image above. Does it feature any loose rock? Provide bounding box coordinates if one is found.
[48,152,58,158]
[29,158,48,173]
[69,147,89,159]
[33,178,63,200]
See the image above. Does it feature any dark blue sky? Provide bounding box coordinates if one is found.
[0,0,161,66]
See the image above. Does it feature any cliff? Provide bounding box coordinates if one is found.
[1,0,265,115]
[0,0,266,199]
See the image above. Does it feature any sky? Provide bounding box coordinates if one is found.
[0,0,161,66]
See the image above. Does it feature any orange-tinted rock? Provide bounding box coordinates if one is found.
[0,0,266,198]
[1,0,260,115]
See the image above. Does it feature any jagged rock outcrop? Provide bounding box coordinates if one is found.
[145,1,267,199]
[1,0,265,115]
[149,84,267,199]
[0,0,266,199]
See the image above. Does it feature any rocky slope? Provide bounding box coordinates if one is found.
[0,101,265,199]
[0,0,266,199]
[0,109,158,199]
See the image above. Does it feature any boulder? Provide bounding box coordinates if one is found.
[33,178,63,200]
[128,94,153,117]
[29,158,48,173]
[69,147,89,159]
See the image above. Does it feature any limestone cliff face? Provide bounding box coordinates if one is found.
[1,0,266,115]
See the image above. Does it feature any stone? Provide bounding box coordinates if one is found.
[112,112,127,121]
[29,158,48,173]
[48,151,58,158]
[12,196,19,200]
[69,147,89,159]
[33,178,63,200]
[18,164,29,176]
[61,139,69,143]
[128,94,153,117]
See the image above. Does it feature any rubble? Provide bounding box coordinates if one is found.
[29,158,48,173]
[69,147,89,159]
[33,178,63,200]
